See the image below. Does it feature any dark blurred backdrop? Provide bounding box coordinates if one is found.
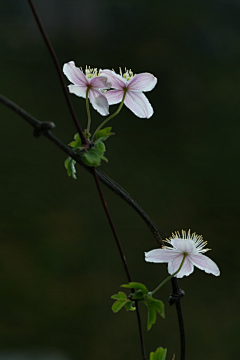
[0,0,239,359]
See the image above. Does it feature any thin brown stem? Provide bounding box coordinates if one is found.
[92,168,146,360]
[27,0,86,145]
[92,168,132,282]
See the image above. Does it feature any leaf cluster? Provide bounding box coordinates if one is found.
[64,127,114,178]
[111,282,165,330]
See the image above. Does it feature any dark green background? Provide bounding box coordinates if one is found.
[0,1,239,359]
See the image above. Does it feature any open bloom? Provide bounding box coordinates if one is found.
[145,230,220,278]
[100,68,157,118]
[63,61,111,116]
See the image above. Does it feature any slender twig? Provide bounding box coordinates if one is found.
[170,278,185,360]
[92,168,146,360]
[27,0,86,145]
[92,168,132,282]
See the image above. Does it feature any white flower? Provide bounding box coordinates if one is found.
[145,230,220,278]
[100,68,157,118]
[63,61,111,116]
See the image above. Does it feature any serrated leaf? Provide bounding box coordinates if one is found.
[146,304,157,330]
[147,297,165,318]
[111,292,127,300]
[121,282,148,294]
[111,300,128,313]
[150,347,167,360]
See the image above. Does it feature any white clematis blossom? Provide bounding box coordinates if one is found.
[63,61,111,116]
[145,230,220,278]
[100,68,157,118]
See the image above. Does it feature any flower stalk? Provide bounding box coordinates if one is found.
[91,90,127,140]
[150,254,187,296]
[86,87,91,134]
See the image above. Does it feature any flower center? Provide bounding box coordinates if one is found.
[119,67,134,81]
[84,66,99,79]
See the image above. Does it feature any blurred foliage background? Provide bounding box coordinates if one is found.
[0,0,239,359]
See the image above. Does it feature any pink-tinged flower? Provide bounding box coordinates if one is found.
[63,61,111,116]
[145,230,220,278]
[100,68,157,118]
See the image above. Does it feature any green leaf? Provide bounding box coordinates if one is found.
[131,290,145,300]
[146,304,157,330]
[121,282,148,294]
[111,300,128,313]
[82,149,102,167]
[82,146,108,167]
[124,301,136,311]
[95,127,115,141]
[147,297,165,318]
[74,133,81,141]
[100,155,108,163]
[95,140,106,153]
[69,133,82,149]
[64,157,77,179]
[64,157,71,170]
[150,347,167,360]
[111,292,127,300]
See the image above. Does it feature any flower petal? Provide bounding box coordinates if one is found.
[90,76,112,90]
[100,70,127,89]
[105,90,124,105]
[168,255,194,278]
[189,254,220,276]
[145,249,182,263]
[89,89,109,116]
[124,92,154,118]
[63,61,87,86]
[68,85,87,99]
[128,73,157,92]
[170,238,196,254]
